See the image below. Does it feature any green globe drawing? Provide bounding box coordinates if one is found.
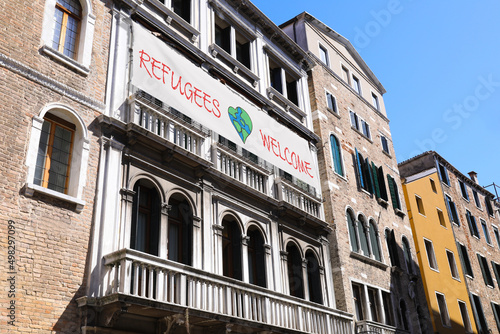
[228,106,253,144]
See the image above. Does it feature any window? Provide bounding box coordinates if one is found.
[286,243,304,299]
[438,163,450,186]
[445,195,460,225]
[470,294,488,334]
[167,194,193,265]
[459,180,469,200]
[214,15,251,69]
[473,190,482,209]
[306,250,323,304]
[457,242,474,277]
[326,92,338,114]
[402,237,413,274]
[372,163,388,202]
[368,288,380,322]
[415,195,425,215]
[269,58,299,106]
[34,113,75,194]
[360,119,371,139]
[358,215,370,256]
[341,66,350,84]
[424,238,438,270]
[352,75,361,94]
[171,0,191,23]
[446,250,460,280]
[492,302,500,333]
[466,210,480,238]
[355,149,372,193]
[477,254,494,287]
[26,104,89,209]
[494,226,500,249]
[437,208,446,227]
[491,261,500,288]
[481,219,491,245]
[458,300,473,333]
[430,178,437,193]
[347,210,360,252]
[352,283,365,320]
[247,227,266,288]
[131,181,160,256]
[222,216,242,281]
[385,229,400,267]
[369,220,382,261]
[486,196,495,217]
[380,135,389,154]
[52,0,82,59]
[350,111,371,139]
[382,292,395,326]
[349,110,359,130]
[330,135,344,176]
[319,44,329,65]
[387,174,401,210]
[436,293,451,327]
[372,93,380,110]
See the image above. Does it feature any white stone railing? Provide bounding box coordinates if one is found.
[275,178,322,219]
[129,99,207,157]
[214,144,270,195]
[102,249,354,334]
[355,320,399,334]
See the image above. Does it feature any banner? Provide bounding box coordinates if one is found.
[131,22,319,189]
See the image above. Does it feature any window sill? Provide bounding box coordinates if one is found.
[377,197,389,207]
[350,251,388,270]
[382,150,392,158]
[40,45,90,76]
[351,126,373,143]
[267,86,306,120]
[395,208,406,217]
[24,183,85,213]
[147,0,200,42]
[327,107,341,119]
[209,43,259,86]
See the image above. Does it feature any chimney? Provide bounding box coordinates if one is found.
[468,171,478,184]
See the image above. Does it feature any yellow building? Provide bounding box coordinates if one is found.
[401,164,476,333]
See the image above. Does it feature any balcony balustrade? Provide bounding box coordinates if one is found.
[276,178,322,219]
[355,320,400,334]
[102,248,354,334]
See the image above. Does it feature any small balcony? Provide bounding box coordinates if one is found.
[84,248,354,334]
[355,320,401,334]
[276,177,322,219]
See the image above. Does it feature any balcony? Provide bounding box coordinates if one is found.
[355,320,401,334]
[276,177,322,219]
[87,248,354,334]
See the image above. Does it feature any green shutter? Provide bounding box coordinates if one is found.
[364,158,374,194]
[387,175,399,209]
[378,166,388,201]
[371,162,381,199]
[355,148,365,189]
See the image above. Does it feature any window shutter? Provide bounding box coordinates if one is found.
[371,162,381,198]
[364,158,374,194]
[477,254,491,286]
[378,166,388,201]
[355,148,365,189]
[387,175,400,210]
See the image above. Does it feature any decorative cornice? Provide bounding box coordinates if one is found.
[0,52,105,112]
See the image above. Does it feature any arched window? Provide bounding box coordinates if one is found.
[247,226,266,288]
[402,236,413,274]
[131,180,160,256]
[222,216,242,280]
[52,0,82,59]
[369,220,381,261]
[167,194,193,266]
[286,243,304,299]
[330,134,344,176]
[357,215,370,256]
[306,250,323,304]
[347,210,359,252]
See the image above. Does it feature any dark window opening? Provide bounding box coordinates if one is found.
[247,227,266,288]
[222,216,242,281]
[167,194,193,266]
[287,243,304,299]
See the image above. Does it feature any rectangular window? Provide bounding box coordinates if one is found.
[214,15,251,69]
[471,294,489,333]
[445,195,460,226]
[268,58,299,106]
[352,283,365,320]
[430,178,437,193]
[355,149,373,194]
[350,110,359,130]
[438,163,450,186]
[458,300,473,333]
[446,250,460,280]
[459,180,469,200]
[437,208,446,227]
[372,93,380,110]
[477,253,494,287]
[494,226,500,249]
[326,92,338,114]
[481,219,491,244]
[341,66,350,84]
[352,75,361,94]
[436,293,451,327]
[473,190,482,209]
[382,291,395,326]
[486,197,495,217]
[172,0,191,23]
[457,242,474,277]
[416,195,425,215]
[319,45,329,66]
[360,119,371,139]
[424,239,438,270]
[368,288,380,322]
[491,261,500,287]
[466,210,480,238]
[380,135,389,154]
[492,302,500,333]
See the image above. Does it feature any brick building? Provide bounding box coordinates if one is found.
[281,12,432,333]
[400,151,500,334]
[0,0,110,332]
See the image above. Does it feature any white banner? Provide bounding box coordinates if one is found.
[131,23,319,189]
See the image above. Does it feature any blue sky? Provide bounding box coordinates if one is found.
[251,0,500,192]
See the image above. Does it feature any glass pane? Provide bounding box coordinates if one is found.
[34,122,51,185]
[52,9,64,50]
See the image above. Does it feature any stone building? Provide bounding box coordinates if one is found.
[77,1,354,333]
[281,12,432,333]
[400,151,500,334]
[0,0,110,332]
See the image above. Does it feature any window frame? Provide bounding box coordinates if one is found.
[438,163,450,186]
[319,44,329,66]
[330,134,344,177]
[325,91,338,114]
[493,226,500,249]
[371,92,380,110]
[458,300,473,334]
[477,253,495,288]
[445,194,460,226]
[436,292,451,327]
[352,75,361,95]
[472,190,482,209]
[213,13,253,70]
[424,238,438,271]
[415,195,425,216]
[481,219,492,245]
[380,135,390,154]
[459,180,470,201]
[466,210,480,238]
[457,242,474,278]
[446,249,460,280]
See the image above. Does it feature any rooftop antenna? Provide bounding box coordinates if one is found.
[484,182,500,202]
